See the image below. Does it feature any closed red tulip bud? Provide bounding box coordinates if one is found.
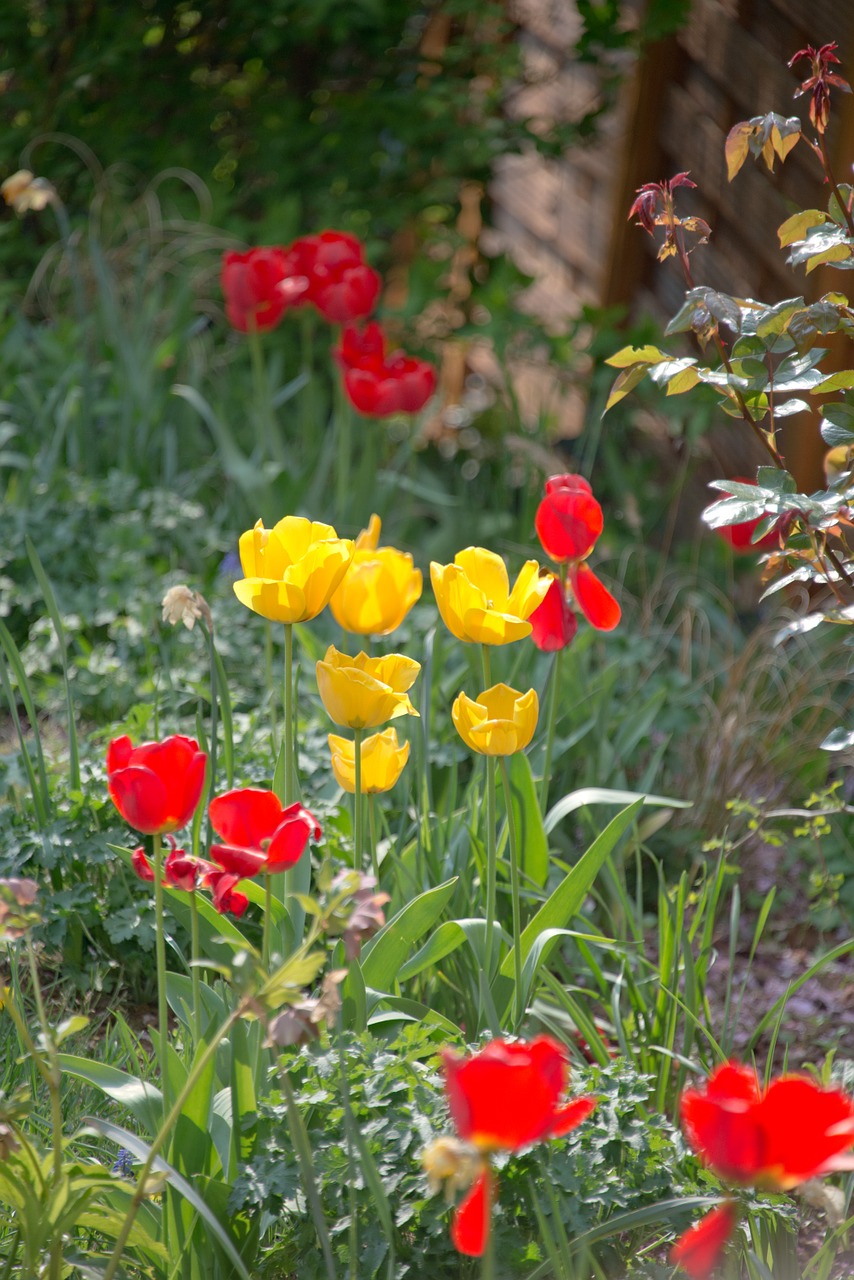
[107,735,207,836]
[535,476,603,563]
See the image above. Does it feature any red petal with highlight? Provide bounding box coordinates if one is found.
[529,578,578,652]
[209,789,284,851]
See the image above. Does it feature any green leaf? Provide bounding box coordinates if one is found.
[397,917,502,981]
[83,1116,252,1280]
[58,1056,162,1134]
[778,210,827,247]
[506,751,548,888]
[604,344,668,368]
[604,363,651,410]
[341,954,368,1032]
[544,787,690,835]
[821,726,854,751]
[501,800,644,979]
[360,877,458,990]
[817,370,854,394]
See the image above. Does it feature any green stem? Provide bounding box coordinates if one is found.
[338,1027,359,1280]
[278,1066,338,1280]
[334,373,352,522]
[103,1007,242,1280]
[368,794,380,884]
[265,621,278,752]
[284,623,295,805]
[202,620,218,854]
[152,833,170,1116]
[353,728,364,872]
[481,646,497,979]
[539,563,564,813]
[481,1168,495,1280]
[247,326,275,462]
[263,876,272,970]
[190,893,202,1044]
[499,757,524,1030]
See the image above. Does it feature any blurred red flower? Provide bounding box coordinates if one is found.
[680,1061,854,1190]
[671,1202,738,1280]
[337,322,436,416]
[107,735,207,836]
[209,788,322,875]
[287,230,380,324]
[221,247,306,333]
[439,1036,595,1256]
[528,576,578,652]
[443,1036,595,1152]
[534,474,620,631]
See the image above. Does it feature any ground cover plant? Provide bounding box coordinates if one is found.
[4,31,854,1280]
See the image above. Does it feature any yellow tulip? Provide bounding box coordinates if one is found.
[452,683,539,756]
[328,727,411,793]
[316,645,420,729]
[233,516,354,624]
[430,546,551,645]
[329,514,423,636]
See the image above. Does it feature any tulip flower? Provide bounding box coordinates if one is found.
[452,684,538,756]
[329,514,422,636]
[535,474,620,631]
[336,323,437,417]
[528,576,577,652]
[680,1061,854,1190]
[286,230,380,323]
[670,1202,739,1280]
[233,516,354,625]
[200,868,250,918]
[107,735,207,836]
[425,1037,595,1256]
[328,727,410,793]
[209,788,322,875]
[430,547,550,646]
[316,646,420,730]
[221,247,306,333]
[131,839,215,891]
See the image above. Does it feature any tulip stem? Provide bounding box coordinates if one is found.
[539,647,561,813]
[353,728,364,872]
[481,646,497,981]
[152,833,170,1117]
[334,372,352,522]
[368,793,380,884]
[190,891,202,1044]
[283,623,295,805]
[265,621,278,750]
[499,757,524,1030]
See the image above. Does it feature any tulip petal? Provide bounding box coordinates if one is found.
[210,844,266,877]
[550,1097,597,1137]
[233,576,307,624]
[451,1170,492,1257]
[455,547,509,606]
[209,788,283,849]
[671,1203,738,1279]
[109,766,170,835]
[569,563,621,631]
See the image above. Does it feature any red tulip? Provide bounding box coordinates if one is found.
[132,841,215,892]
[200,868,250,918]
[529,577,578,652]
[335,322,386,370]
[534,474,620,631]
[680,1062,854,1190]
[221,248,306,333]
[208,788,322,875]
[714,478,781,553]
[440,1037,595,1257]
[443,1037,595,1152]
[671,1202,738,1279]
[285,230,380,324]
[343,354,436,417]
[313,263,381,324]
[107,735,207,836]
[385,354,437,412]
[536,475,603,563]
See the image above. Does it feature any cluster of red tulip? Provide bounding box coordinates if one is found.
[527,472,621,652]
[221,230,436,417]
[107,734,321,917]
[427,1043,854,1276]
